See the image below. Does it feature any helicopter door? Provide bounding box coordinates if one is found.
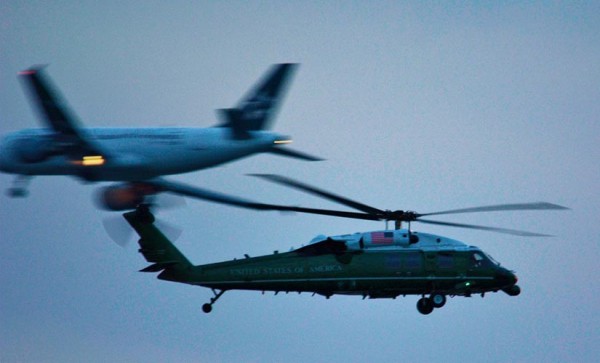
[437,253,455,269]
[424,252,437,273]
[404,252,422,272]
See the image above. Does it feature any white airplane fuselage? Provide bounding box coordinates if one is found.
[1,63,320,209]
[0,127,285,181]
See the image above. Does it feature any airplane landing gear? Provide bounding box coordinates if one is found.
[6,175,31,197]
[7,187,28,197]
[202,289,226,314]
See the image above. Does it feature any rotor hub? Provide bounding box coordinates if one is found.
[385,210,419,222]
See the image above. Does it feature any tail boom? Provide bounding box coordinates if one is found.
[123,205,192,277]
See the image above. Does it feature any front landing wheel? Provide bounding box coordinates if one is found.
[202,303,213,314]
[416,297,434,315]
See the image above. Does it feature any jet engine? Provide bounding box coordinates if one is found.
[96,183,160,211]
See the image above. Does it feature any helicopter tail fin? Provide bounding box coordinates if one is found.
[123,205,192,279]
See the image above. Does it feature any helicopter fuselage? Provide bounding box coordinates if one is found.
[162,236,518,300]
[126,207,519,315]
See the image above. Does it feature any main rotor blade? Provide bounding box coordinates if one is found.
[148,178,379,220]
[257,205,380,221]
[419,202,569,218]
[151,178,566,237]
[149,178,276,210]
[250,174,384,215]
[417,218,553,237]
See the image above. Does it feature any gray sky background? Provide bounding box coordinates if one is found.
[1,2,598,362]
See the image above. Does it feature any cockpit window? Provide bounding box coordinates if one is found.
[484,253,500,266]
[471,252,497,268]
[471,252,486,268]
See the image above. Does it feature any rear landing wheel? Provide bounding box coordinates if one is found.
[202,289,226,314]
[202,303,213,314]
[416,297,434,315]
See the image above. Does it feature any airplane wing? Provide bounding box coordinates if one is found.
[19,66,107,159]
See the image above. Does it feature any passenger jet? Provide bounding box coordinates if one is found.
[0,63,320,210]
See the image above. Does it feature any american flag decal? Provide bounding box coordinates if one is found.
[371,231,394,244]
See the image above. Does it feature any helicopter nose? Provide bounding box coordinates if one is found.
[501,271,521,296]
[496,268,518,286]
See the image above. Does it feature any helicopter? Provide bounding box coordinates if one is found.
[121,174,568,315]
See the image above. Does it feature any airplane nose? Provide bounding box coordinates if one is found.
[0,136,19,173]
[0,139,9,172]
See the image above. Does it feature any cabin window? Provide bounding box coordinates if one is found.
[385,254,402,269]
[404,252,422,269]
[437,254,454,269]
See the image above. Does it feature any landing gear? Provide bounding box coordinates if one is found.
[416,294,447,315]
[202,289,226,314]
[431,294,446,308]
[6,175,31,198]
[7,187,28,197]
[417,297,434,315]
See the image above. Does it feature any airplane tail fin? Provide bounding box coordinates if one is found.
[123,205,193,278]
[217,63,298,138]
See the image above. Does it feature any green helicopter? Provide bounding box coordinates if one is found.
[121,175,567,315]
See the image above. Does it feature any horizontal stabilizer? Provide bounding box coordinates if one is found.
[140,262,179,273]
[268,147,324,161]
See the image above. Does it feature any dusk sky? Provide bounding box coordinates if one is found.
[1,2,598,362]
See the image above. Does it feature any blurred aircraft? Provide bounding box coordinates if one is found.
[0,64,320,210]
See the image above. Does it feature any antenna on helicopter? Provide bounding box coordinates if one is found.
[395,219,402,230]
